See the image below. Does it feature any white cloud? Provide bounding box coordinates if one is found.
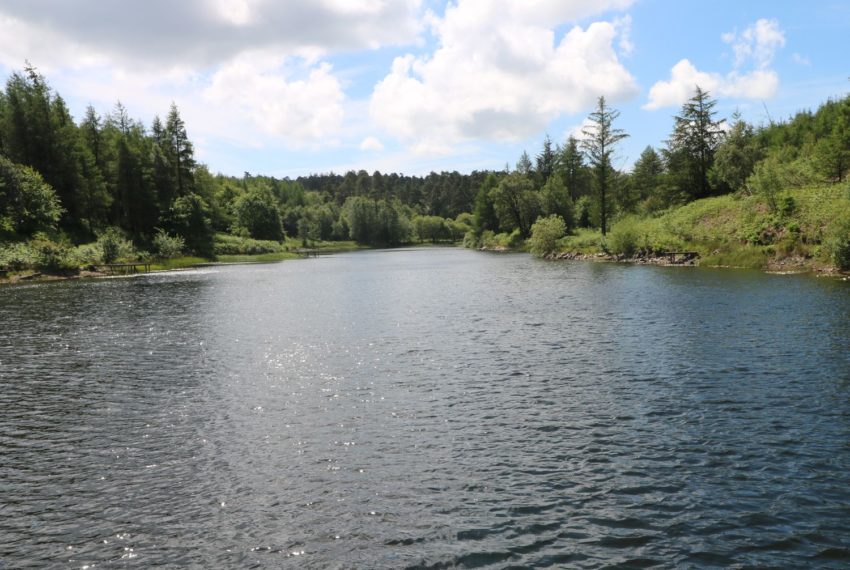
[645,59,779,109]
[370,0,638,154]
[723,18,785,69]
[614,15,634,57]
[0,0,423,69]
[359,136,384,151]
[646,18,785,109]
[0,1,423,149]
[203,54,345,145]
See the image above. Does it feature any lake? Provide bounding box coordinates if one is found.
[1,248,849,568]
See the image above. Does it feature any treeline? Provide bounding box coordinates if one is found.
[0,65,215,255]
[468,87,850,251]
[0,65,491,257]
[2,63,848,267]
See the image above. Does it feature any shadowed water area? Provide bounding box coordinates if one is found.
[1,248,850,568]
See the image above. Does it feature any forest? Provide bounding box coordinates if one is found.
[1,64,849,274]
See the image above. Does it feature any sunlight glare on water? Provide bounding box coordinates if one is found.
[1,248,850,568]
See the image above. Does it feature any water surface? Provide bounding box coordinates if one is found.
[2,249,849,568]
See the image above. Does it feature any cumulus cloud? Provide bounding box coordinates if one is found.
[203,53,345,145]
[0,1,424,149]
[645,18,785,110]
[722,18,785,69]
[0,0,422,69]
[369,0,638,154]
[645,59,779,109]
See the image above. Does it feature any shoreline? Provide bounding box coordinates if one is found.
[479,245,848,278]
[3,248,847,287]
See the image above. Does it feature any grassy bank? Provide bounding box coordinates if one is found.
[0,231,366,285]
[551,184,850,272]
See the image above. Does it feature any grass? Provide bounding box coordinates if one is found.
[148,256,210,271]
[216,252,300,263]
[551,183,850,270]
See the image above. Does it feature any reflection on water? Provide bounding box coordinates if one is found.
[1,249,849,568]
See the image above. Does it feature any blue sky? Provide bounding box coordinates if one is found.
[0,0,847,178]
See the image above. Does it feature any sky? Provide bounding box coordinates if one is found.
[0,0,847,178]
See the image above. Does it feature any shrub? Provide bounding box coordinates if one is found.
[608,216,643,256]
[528,215,566,257]
[825,214,850,270]
[97,227,135,264]
[213,233,284,255]
[29,234,75,271]
[153,230,185,258]
[0,242,37,270]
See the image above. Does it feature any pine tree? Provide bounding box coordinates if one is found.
[516,150,533,175]
[536,134,556,186]
[165,103,195,197]
[558,135,588,201]
[666,86,725,200]
[581,96,628,235]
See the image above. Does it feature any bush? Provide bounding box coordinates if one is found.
[825,214,850,270]
[29,234,76,271]
[0,242,37,270]
[0,155,63,236]
[608,216,643,256]
[528,215,566,257]
[152,230,185,258]
[213,233,285,255]
[97,227,135,263]
[233,188,284,241]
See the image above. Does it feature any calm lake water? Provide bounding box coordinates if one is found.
[2,248,850,568]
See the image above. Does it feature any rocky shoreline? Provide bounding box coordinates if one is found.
[544,250,700,266]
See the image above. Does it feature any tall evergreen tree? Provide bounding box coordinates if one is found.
[472,173,500,235]
[630,146,665,206]
[714,113,761,192]
[581,96,628,235]
[536,134,556,186]
[665,86,725,200]
[558,135,587,201]
[165,103,195,197]
[516,150,533,176]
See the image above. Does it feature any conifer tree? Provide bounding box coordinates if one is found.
[581,96,628,235]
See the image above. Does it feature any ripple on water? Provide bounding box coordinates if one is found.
[1,251,850,568]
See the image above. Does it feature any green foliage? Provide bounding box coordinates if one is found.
[714,115,761,192]
[0,154,63,236]
[96,227,135,263]
[152,229,185,258]
[665,86,724,200]
[233,187,284,241]
[540,174,574,228]
[824,212,850,270]
[529,215,566,257]
[342,196,410,245]
[581,96,628,235]
[477,229,525,250]
[166,193,214,257]
[472,173,500,235]
[213,233,286,255]
[27,233,76,271]
[491,173,540,237]
[556,135,589,201]
[0,241,36,270]
[607,216,647,256]
[559,228,605,254]
[412,215,446,242]
[630,146,664,209]
[747,155,784,212]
